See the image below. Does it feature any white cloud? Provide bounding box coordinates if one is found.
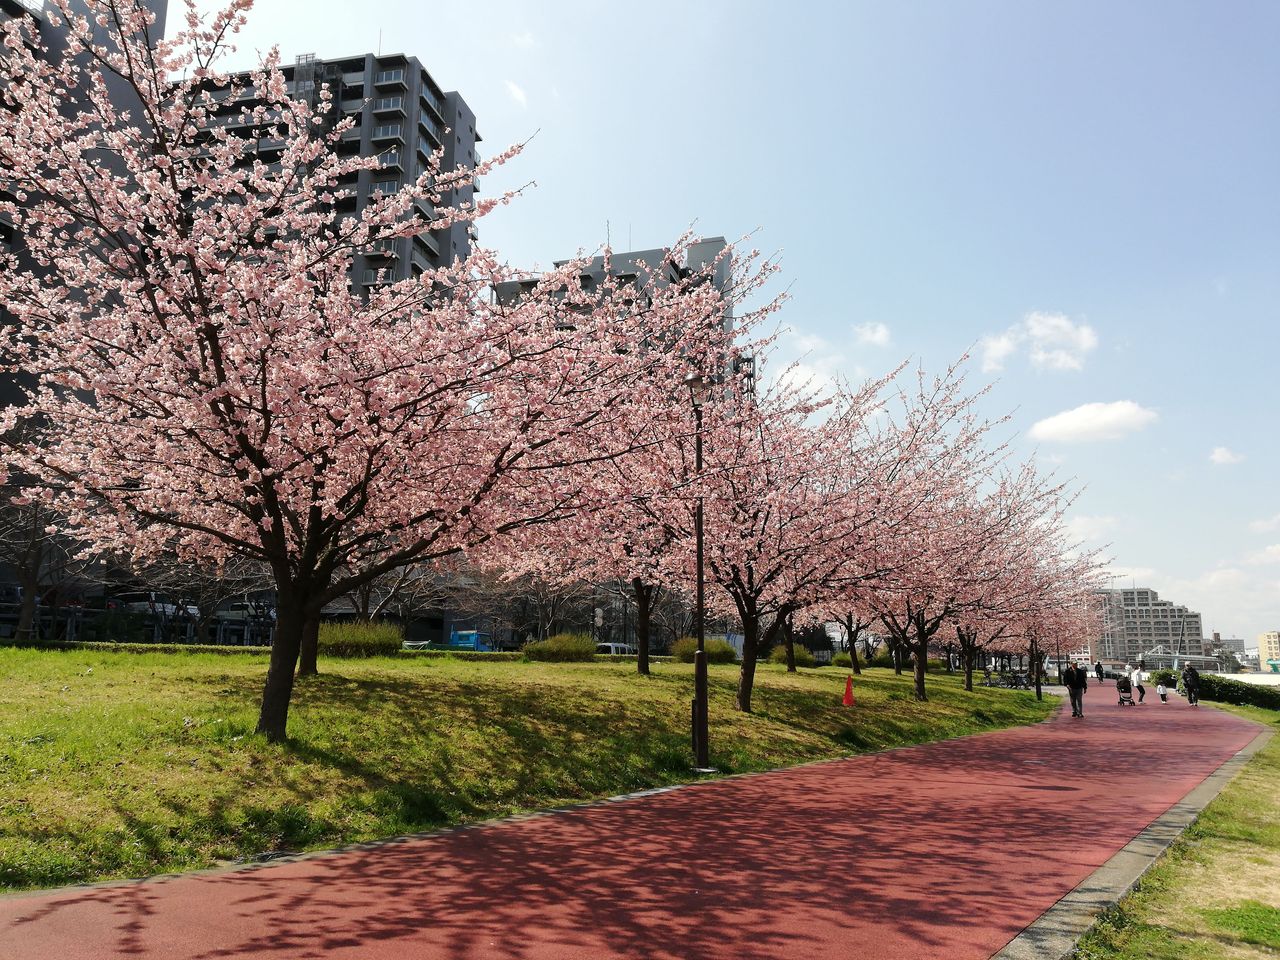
[1158,565,1280,639]
[1209,446,1244,465]
[511,31,537,47]
[1067,514,1118,544]
[852,322,891,348]
[1104,565,1157,584]
[1029,401,1158,443]
[1250,513,1280,534]
[504,80,527,107]
[979,332,1021,373]
[980,311,1098,373]
[1246,544,1280,566]
[770,325,867,399]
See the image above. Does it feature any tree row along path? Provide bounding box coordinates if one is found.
[1,686,1262,960]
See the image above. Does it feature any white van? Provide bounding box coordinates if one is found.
[596,643,637,656]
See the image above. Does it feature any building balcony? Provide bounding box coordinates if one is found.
[366,238,401,259]
[413,231,440,259]
[372,68,407,88]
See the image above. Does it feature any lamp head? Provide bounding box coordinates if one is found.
[685,373,714,408]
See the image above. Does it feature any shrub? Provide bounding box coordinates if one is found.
[867,653,896,669]
[1149,668,1179,688]
[317,620,403,658]
[523,633,595,662]
[768,644,815,667]
[833,652,853,668]
[1198,674,1280,710]
[670,637,738,664]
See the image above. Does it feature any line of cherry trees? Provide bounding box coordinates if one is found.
[0,0,1103,741]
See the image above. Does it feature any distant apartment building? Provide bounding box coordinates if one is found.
[1259,630,1280,666]
[494,237,737,330]
[1094,587,1205,663]
[1208,632,1247,655]
[1,0,170,407]
[209,52,480,295]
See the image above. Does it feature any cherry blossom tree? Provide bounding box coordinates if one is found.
[0,0,742,739]
[662,368,900,712]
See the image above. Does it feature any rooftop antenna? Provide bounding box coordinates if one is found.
[377,30,382,56]
[606,219,611,249]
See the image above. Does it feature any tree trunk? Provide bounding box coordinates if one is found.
[1031,638,1043,701]
[296,612,321,677]
[963,652,974,692]
[736,617,761,712]
[891,638,904,675]
[15,578,38,643]
[841,616,864,674]
[783,615,796,673]
[912,635,929,702]
[632,578,652,676]
[257,591,305,742]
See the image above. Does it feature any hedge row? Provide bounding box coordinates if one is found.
[405,649,524,662]
[670,637,738,664]
[0,639,273,656]
[1198,674,1280,710]
[2,639,682,666]
[316,620,402,657]
[523,633,595,662]
[769,644,816,667]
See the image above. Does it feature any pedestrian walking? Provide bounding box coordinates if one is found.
[1182,664,1201,706]
[1157,681,1168,703]
[1064,661,1088,717]
[1131,665,1146,704]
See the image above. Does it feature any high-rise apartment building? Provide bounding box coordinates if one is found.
[1094,586,1205,662]
[2,0,170,406]
[493,237,736,329]
[210,52,480,295]
[1258,630,1280,666]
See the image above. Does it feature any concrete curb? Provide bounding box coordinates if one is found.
[992,721,1274,960]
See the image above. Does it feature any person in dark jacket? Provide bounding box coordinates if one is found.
[1064,662,1088,717]
[1182,665,1201,706]
[1095,661,1105,681]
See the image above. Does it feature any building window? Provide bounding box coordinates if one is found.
[372,179,399,196]
[371,123,401,139]
[374,68,405,84]
[372,96,403,111]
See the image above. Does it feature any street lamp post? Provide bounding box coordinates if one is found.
[687,375,712,771]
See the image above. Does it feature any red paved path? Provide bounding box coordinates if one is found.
[0,685,1262,960]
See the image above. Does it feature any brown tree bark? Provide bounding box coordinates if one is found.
[296,612,321,677]
[632,578,653,676]
[257,590,305,742]
[912,635,929,702]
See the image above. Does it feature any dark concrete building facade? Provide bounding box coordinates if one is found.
[216,51,481,294]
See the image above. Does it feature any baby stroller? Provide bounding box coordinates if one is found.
[1115,675,1135,706]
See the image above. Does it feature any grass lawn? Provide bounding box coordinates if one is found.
[0,646,1053,891]
[1075,703,1280,959]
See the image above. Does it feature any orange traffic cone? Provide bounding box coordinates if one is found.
[842,674,855,707]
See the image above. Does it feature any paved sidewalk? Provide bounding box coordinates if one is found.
[0,686,1263,960]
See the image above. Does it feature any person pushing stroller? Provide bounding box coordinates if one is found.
[1115,673,1136,706]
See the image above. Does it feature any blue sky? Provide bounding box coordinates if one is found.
[208,0,1279,640]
